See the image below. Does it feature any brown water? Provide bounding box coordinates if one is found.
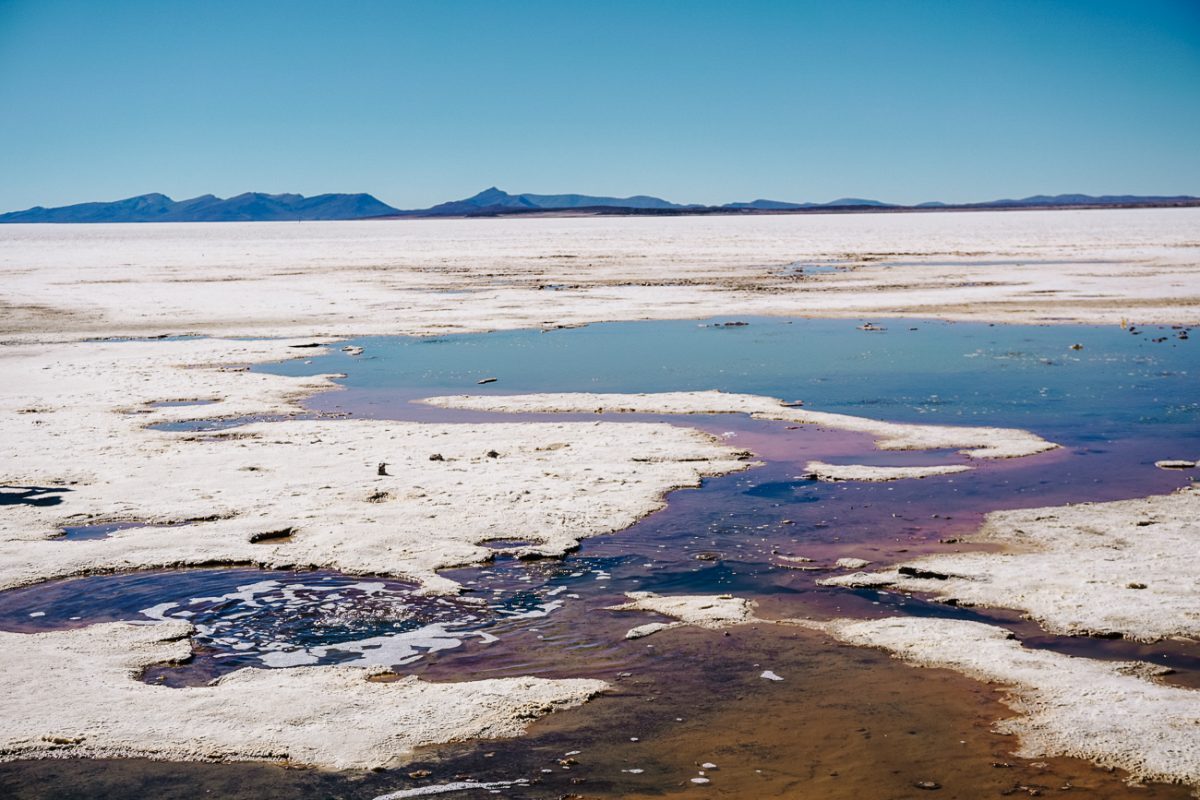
[2,625,1191,799]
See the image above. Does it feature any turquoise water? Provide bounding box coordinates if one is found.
[267,317,1198,447]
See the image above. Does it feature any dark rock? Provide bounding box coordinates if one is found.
[898,566,951,580]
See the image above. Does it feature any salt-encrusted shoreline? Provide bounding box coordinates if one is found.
[821,486,1200,642]
[0,337,741,767]
[0,621,607,769]
[801,460,973,481]
[419,391,1057,459]
[0,339,753,594]
[607,591,758,639]
[606,592,1200,790]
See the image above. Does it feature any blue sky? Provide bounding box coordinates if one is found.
[1,0,1197,209]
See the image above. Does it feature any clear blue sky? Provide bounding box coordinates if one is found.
[1,0,1197,210]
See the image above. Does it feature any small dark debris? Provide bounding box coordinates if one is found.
[477,377,498,385]
[486,450,500,458]
[250,527,294,543]
[377,462,389,476]
[429,453,445,461]
[1126,582,1147,590]
[898,566,951,580]
[913,780,941,790]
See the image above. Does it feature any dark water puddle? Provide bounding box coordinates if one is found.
[148,411,335,433]
[479,538,538,549]
[0,567,569,683]
[60,522,151,540]
[82,334,207,343]
[58,520,196,541]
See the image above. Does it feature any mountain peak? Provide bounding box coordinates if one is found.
[0,192,400,223]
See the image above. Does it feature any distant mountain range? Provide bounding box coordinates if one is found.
[402,188,905,216]
[0,192,399,223]
[2,188,1197,223]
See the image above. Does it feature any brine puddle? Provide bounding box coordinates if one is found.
[0,567,571,683]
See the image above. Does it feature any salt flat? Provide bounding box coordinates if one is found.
[1,209,1197,341]
[1,209,1198,781]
